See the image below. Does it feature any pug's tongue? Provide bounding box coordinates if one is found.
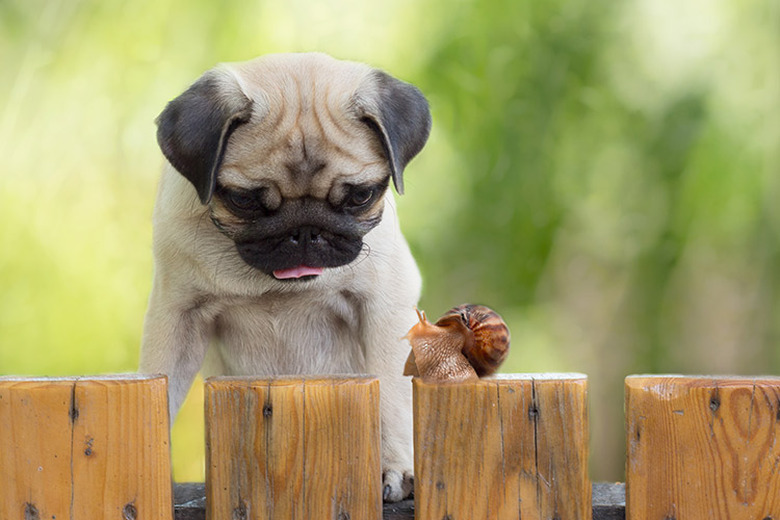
[272,266,324,279]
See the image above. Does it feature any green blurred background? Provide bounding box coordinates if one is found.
[1,0,778,482]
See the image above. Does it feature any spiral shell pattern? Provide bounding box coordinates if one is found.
[437,304,510,377]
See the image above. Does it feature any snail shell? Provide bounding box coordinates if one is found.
[403,304,510,383]
[439,304,511,377]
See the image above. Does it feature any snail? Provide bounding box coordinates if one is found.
[403,304,511,383]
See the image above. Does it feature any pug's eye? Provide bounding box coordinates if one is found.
[347,188,374,208]
[227,192,256,210]
[222,189,264,215]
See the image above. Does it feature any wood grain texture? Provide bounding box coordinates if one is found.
[0,375,172,520]
[625,375,780,519]
[413,373,590,520]
[205,376,381,520]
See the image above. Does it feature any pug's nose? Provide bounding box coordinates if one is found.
[289,226,322,245]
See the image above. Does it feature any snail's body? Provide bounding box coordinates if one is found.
[403,304,510,383]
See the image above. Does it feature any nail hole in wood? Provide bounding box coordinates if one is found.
[122,503,137,520]
[84,437,94,457]
[709,397,720,413]
[233,503,247,520]
[24,503,39,520]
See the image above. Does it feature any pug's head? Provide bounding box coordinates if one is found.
[156,53,431,280]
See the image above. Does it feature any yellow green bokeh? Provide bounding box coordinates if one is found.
[2,0,778,481]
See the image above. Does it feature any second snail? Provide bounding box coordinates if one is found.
[403,304,510,383]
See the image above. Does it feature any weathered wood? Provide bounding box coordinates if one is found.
[593,482,626,520]
[413,373,591,520]
[625,375,780,519]
[173,482,626,519]
[205,376,382,520]
[0,375,172,520]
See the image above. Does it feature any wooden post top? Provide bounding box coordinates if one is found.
[627,374,780,381]
[412,372,588,387]
[0,374,167,382]
[205,374,378,385]
[626,374,780,390]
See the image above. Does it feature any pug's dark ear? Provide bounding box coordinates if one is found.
[355,71,431,194]
[156,68,253,204]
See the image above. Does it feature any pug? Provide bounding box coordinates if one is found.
[138,53,431,502]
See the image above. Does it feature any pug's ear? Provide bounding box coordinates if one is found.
[354,71,432,194]
[156,68,253,204]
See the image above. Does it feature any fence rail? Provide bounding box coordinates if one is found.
[2,374,779,519]
[172,482,627,520]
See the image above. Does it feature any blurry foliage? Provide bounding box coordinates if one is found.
[1,0,778,481]
[414,0,614,305]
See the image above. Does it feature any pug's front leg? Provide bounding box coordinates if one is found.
[378,371,415,502]
[138,288,212,420]
[363,304,419,502]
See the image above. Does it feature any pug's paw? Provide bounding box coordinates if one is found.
[382,467,414,502]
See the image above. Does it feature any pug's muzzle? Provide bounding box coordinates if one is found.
[214,193,384,280]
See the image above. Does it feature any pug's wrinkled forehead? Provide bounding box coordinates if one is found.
[156,52,431,205]
[218,55,388,199]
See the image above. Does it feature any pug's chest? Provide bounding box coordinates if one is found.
[207,294,366,376]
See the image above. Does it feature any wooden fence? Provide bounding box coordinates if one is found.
[1,373,779,519]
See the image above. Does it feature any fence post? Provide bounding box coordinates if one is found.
[0,375,172,520]
[625,375,780,519]
[205,376,382,520]
[413,373,590,520]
